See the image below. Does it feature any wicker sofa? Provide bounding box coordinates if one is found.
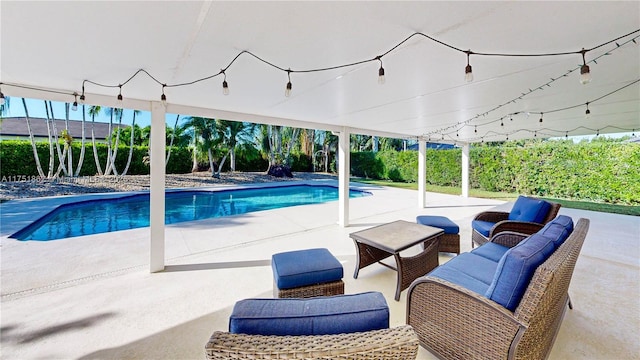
[472,195,561,248]
[407,216,589,360]
[205,291,419,359]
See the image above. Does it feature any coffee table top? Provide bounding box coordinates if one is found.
[349,220,443,253]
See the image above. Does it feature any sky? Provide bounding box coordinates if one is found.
[2,97,182,128]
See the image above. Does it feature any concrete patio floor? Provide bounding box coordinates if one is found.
[1,181,639,359]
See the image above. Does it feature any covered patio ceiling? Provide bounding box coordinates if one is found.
[2,1,639,143]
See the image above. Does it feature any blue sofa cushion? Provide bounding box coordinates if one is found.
[416,215,460,234]
[472,220,496,237]
[429,266,491,296]
[229,291,389,336]
[435,253,499,285]
[508,196,552,223]
[538,215,574,248]
[485,233,556,311]
[471,242,510,263]
[272,248,343,289]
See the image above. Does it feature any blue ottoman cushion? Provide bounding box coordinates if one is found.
[229,291,390,336]
[485,233,556,311]
[272,248,343,289]
[416,215,459,234]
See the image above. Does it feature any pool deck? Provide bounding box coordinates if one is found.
[1,180,639,359]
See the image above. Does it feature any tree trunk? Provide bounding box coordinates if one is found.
[91,114,103,175]
[166,114,180,166]
[43,101,55,177]
[22,98,46,178]
[208,148,215,177]
[121,110,137,176]
[48,101,69,177]
[191,129,199,172]
[75,104,87,176]
[65,103,73,176]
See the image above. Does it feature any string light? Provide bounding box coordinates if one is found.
[580,49,592,84]
[585,102,591,118]
[539,113,544,123]
[72,93,78,111]
[474,126,477,133]
[79,85,85,103]
[565,131,569,139]
[377,56,385,85]
[222,71,229,95]
[464,51,473,82]
[500,118,504,126]
[161,85,167,106]
[285,70,292,97]
[117,85,123,104]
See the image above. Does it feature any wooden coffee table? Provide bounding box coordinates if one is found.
[350,220,443,301]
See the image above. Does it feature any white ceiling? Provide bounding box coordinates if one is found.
[2,1,639,142]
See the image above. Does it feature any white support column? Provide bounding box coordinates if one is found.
[418,138,426,208]
[461,143,470,198]
[150,101,166,273]
[338,128,350,227]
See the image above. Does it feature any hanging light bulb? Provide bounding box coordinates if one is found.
[161,85,167,106]
[539,113,543,123]
[285,70,292,97]
[117,85,123,105]
[222,72,229,95]
[565,131,569,139]
[80,86,85,103]
[585,102,591,118]
[464,51,473,82]
[580,49,592,84]
[500,118,504,127]
[474,126,477,133]
[377,57,385,85]
[596,129,599,136]
[72,93,78,111]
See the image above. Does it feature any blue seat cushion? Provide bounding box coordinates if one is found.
[429,265,491,296]
[272,248,343,289]
[229,291,389,336]
[508,196,552,223]
[485,233,556,311]
[538,215,574,248]
[471,242,510,263]
[472,220,496,237]
[416,215,460,234]
[436,253,499,285]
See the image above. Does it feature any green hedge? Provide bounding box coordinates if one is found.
[0,140,191,177]
[349,142,639,205]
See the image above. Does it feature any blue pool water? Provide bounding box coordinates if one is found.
[13,184,371,241]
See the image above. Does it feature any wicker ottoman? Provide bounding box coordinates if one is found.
[271,248,344,298]
[416,215,460,254]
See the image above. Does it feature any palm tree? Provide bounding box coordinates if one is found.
[165,114,181,166]
[21,98,46,177]
[104,107,124,176]
[182,116,223,176]
[88,105,103,175]
[216,120,256,172]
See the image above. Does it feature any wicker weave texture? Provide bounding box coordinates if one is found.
[275,280,345,298]
[408,218,589,360]
[205,325,419,360]
[438,233,460,254]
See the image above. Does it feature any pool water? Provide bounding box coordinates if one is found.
[13,184,370,241]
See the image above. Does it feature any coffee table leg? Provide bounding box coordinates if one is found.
[352,239,392,279]
[393,253,403,301]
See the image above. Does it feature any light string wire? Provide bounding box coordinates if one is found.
[438,79,640,143]
[78,28,639,95]
[0,29,638,140]
[426,33,640,137]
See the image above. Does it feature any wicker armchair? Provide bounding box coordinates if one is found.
[407,218,589,360]
[205,325,419,359]
[472,198,561,248]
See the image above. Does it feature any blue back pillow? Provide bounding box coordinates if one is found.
[485,233,556,311]
[508,196,551,224]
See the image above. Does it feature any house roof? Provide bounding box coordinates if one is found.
[0,117,128,141]
[1,2,638,143]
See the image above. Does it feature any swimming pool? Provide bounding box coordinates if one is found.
[12,184,371,241]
